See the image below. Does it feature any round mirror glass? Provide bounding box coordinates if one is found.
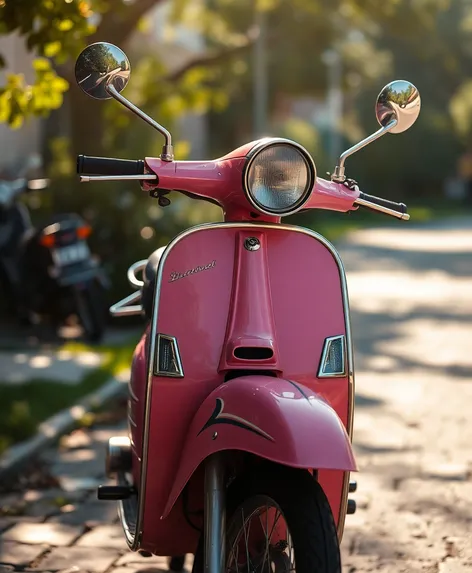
[375,80,421,134]
[75,42,130,100]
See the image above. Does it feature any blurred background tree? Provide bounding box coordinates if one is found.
[0,0,470,312]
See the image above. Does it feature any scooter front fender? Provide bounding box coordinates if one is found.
[162,375,356,518]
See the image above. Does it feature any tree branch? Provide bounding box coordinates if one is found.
[162,41,254,83]
[91,0,166,46]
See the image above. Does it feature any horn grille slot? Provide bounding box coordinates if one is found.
[233,347,274,360]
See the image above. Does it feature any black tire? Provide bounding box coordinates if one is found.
[193,464,341,573]
[168,556,186,571]
[74,282,106,343]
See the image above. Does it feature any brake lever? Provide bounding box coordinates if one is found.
[342,178,359,191]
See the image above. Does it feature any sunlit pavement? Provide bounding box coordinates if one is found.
[0,327,139,384]
[339,217,472,572]
[1,218,472,572]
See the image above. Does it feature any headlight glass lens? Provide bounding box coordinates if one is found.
[246,144,313,214]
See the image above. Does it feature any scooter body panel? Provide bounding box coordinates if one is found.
[125,222,354,554]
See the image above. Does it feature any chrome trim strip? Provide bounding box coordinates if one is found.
[127,260,147,289]
[109,290,143,317]
[128,383,139,402]
[124,222,355,550]
[127,401,137,428]
[117,471,138,543]
[154,334,184,378]
[317,335,346,378]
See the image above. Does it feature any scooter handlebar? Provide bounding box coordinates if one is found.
[77,155,145,176]
[355,191,409,221]
[75,153,410,221]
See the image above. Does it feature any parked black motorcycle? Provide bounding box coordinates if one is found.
[0,157,109,342]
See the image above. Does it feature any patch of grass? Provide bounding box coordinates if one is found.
[0,338,137,455]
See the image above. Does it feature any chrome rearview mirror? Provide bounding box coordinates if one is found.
[75,42,130,100]
[331,79,421,183]
[375,80,421,134]
[75,42,174,161]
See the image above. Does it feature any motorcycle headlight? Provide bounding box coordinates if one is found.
[243,139,316,216]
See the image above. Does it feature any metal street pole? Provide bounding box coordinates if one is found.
[253,7,268,137]
[322,48,343,165]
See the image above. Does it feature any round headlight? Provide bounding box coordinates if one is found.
[243,139,316,216]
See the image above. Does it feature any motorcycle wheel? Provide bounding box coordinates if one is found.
[74,282,106,343]
[192,464,340,573]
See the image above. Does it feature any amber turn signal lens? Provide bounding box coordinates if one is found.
[77,225,92,239]
[39,234,56,248]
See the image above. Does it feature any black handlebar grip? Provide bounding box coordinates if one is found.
[359,192,408,214]
[77,155,144,176]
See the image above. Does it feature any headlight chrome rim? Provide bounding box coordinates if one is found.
[242,138,316,216]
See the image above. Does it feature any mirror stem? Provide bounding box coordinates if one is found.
[107,84,174,162]
[331,118,397,182]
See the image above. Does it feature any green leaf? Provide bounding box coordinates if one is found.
[44,41,62,58]
[32,58,51,72]
[56,18,74,32]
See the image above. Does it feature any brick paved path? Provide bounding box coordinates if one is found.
[0,418,181,573]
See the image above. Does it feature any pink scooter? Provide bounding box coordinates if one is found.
[75,43,420,573]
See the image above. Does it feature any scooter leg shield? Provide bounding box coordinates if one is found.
[162,375,357,519]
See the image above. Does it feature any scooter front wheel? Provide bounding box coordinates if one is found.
[193,464,341,573]
[168,556,186,571]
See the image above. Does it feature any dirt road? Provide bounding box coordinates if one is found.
[1,218,471,572]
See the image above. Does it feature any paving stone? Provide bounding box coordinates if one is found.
[89,427,126,443]
[55,448,100,464]
[0,349,104,385]
[38,546,121,572]
[30,569,85,573]
[377,561,440,573]
[116,553,194,572]
[2,522,83,546]
[0,541,47,566]
[55,476,105,493]
[0,518,43,533]
[50,458,104,480]
[23,488,85,505]
[49,501,118,527]
[75,524,127,549]
[438,559,469,573]
[0,520,12,533]
[0,516,44,530]
[342,557,441,573]
[60,428,93,450]
[0,494,26,518]
[22,500,61,519]
[0,493,23,509]
[116,553,171,566]
[112,562,169,573]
